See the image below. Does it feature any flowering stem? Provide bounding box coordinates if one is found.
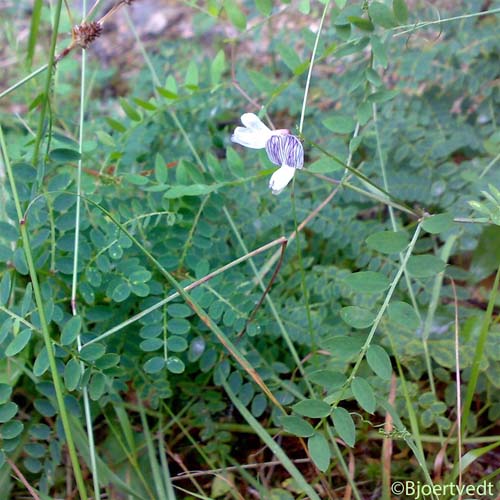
[294,0,331,366]
[298,0,331,134]
[73,2,101,494]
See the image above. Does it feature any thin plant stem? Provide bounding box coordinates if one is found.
[479,152,500,179]
[450,279,463,493]
[293,1,331,352]
[178,195,210,270]
[0,63,49,101]
[392,7,500,38]
[138,401,167,500]
[421,234,458,400]
[255,123,361,283]
[371,100,422,323]
[385,318,426,464]
[171,457,311,479]
[290,186,316,351]
[306,138,420,217]
[461,264,500,437]
[333,222,423,405]
[77,198,283,409]
[222,380,321,500]
[315,173,416,215]
[325,426,362,500]
[86,236,287,346]
[0,305,38,331]
[0,125,88,500]
[298,0,330,134]
[239,240,287,334]
[162,405,220,498]
[72,3,101,495]
[102,412,156,497]
[84,0,104,22]
[7,458,41,500]
[32,0,64,166]
[222,207,315,396]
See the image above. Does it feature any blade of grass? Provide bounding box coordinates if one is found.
[0,64,49,101]
[103,412,155,497]
[78,196,283,408]
[421,234,458,399]
[221,379,322,500]
[158,421,177,500]
[461,264,500,436]
[379,400,437,499]
[0,124,88,500]
[138,400,167,500]
[86,236,287,346]
[450,279,463,490]
[26,0,44,67]
[32,0,63,167]
[71,418,147,499]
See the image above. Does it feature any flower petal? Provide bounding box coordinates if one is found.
[231,114,273,149]
[231,127,268,149]
[240,113,271,134]
[265,134,304,169]
[269,165,296,195]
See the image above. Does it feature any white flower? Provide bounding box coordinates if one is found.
[268,165,296,195]
[231,113,276,149]
[231,113,304,195]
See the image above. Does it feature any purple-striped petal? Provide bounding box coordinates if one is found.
[265,134,304,169]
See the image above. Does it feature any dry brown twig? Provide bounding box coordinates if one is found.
[7,458,41,500]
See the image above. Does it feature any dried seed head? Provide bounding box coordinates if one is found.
[72,21,103,49]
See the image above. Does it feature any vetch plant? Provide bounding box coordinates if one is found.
[231,113,304,195]
[1,0,499,498]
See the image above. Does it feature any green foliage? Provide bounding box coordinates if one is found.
[332,407,356,447]
[0,0,499,497]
